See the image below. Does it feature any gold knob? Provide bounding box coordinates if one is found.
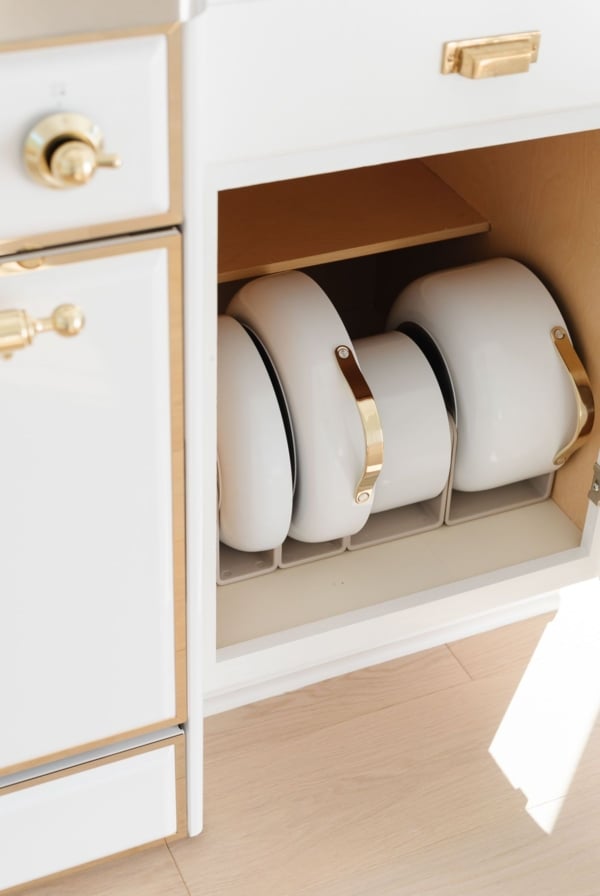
[24,113,122,189]
[49,140,121,188]
[1,304,85,359]
[50,304,86,337]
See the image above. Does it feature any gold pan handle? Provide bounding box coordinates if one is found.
[335,345,384,505]
[552,327,595,466]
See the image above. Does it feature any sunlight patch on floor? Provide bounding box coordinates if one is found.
[489,578,600,834]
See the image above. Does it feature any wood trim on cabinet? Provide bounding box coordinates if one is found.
[171,731,188,842]
[168,232,188,729]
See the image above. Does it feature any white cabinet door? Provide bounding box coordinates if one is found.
[0,232,184,773]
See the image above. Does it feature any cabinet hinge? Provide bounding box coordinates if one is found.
[589,463,600,506]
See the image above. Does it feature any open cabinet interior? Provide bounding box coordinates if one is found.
[215,129,600,652]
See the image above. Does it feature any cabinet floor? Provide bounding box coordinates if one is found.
[26,610,600,896]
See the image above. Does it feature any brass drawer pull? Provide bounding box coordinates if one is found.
[1,304,85,359]
[335,345,384,504]
[442,32,541,79]
[551,327,595,466]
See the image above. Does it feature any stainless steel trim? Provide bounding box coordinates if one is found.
[589,462,600,507]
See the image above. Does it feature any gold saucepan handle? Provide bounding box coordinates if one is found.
[0,304,85,360]
[552,327,595,466]
[335,345,384,504]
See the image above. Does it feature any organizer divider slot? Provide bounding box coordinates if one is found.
[217,542,280,585]
[349,412,454,549]
[279,536,348,569]
[348,491,447,550]
[445,473,554,526]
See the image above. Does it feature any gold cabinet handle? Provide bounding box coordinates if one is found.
[442,32,541,79]
[551,327,595,466]
[335,345,384,504]
[1,304,85,359]
[24,113,122,189]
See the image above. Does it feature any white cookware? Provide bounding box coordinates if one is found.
[227,271,379,543]
[353,332,452,512]
[217,315,293,552]
[387,258,580,492]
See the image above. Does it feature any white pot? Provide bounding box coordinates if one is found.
[387,258,578,492]
[227,271,373,543]
[353,332,452,512]
[217,316,293,552]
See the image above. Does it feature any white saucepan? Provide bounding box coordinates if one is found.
[227,271,380,543]
[217,315,293,552]
[353,331,452,512]
[387,258,584,492]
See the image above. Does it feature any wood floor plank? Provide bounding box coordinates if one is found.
[301,725,600,896]
[172,669,540,895]
[173,628,600,896]
[23,843,189,896]
[298,783,600,896]
[447,612,556,681]
[205,646,470,761]
[21,615,600,896]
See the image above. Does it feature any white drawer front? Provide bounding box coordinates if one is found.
[0,235,183,771]
[195,0,600,162]
[0,34,171,249]
[0,742,178,891]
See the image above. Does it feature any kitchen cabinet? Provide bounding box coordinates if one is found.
[4,0,600,890]
[180,2,600,719]
[0,15,187,892]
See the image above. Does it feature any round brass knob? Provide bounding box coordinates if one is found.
[24,113,121,190]
[50,304,85,338]
[50,141,98,187]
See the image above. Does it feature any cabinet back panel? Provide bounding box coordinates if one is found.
[425,130,600,530]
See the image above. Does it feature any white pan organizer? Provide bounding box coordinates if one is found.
[217,257,593,582]
[199,133,600,717]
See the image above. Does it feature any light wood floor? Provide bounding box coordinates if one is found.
[26,611,600,895]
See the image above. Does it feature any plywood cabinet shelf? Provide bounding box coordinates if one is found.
[218,160,490,282]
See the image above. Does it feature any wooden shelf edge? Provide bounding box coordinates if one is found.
[218,221,490,283]
[218,159,490,284]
